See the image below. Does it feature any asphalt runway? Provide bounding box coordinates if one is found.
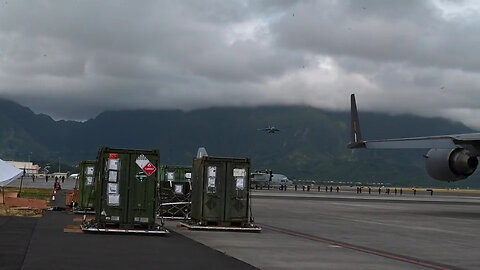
[167,189,480,270]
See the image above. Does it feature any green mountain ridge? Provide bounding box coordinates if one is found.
[0,98,479,188]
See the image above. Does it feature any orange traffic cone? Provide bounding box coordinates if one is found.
[52,189,57,201]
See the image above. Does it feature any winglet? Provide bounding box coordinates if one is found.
[348,94,366,149]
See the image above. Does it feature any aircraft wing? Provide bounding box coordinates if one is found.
[349,136,457,149]
[348,94,480,149]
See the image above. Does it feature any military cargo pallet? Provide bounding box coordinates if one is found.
[191,156,252,226]
[94,147,159,229]
[158,165,192,218]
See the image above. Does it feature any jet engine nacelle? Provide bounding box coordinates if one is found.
[425,148,478,181]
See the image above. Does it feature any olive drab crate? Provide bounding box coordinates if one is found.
[157,165,192,219]
[191,156,251,226]
[77,160,97,211]
[93,147,160,229]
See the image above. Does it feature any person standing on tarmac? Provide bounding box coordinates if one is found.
[61,176,65,183]
[54,179,61,191]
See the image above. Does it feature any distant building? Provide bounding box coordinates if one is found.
[6,161,41,176]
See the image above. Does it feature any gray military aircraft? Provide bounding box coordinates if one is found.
[258,126,280,133]
[250,172,292,188]
[348,94,479,182]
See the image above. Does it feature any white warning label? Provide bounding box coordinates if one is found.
[136,154,149,169]
[233,168,246,177]
[135,154,157,176]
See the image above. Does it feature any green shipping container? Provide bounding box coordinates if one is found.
[158,165,192,218]
[191,156,251,226]
[94,147,159,229]
[77,160,97,210]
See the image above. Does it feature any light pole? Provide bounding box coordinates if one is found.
[18,166,25,198]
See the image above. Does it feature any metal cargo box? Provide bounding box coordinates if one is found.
[77,160,97,211]
[158,165,192,219]
[191,156,251,226]
[93,147,159,229]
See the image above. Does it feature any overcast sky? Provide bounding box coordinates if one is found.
[1,0,480,129]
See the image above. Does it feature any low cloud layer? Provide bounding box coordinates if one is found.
[1,0,480,130]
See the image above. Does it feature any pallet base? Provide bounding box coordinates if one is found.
[81,225,169,235]
[158,216,191,220]
[179,222,261,232]
[73,209,95,214]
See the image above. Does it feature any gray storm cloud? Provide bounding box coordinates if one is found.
[1,0,480,130]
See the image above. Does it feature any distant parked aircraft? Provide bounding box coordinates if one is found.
[258,126,280,133]
[251,171,292,187]
[348,94,479,182]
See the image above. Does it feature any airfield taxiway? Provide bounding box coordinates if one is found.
[169,189,480,270]
[1,187,479,269]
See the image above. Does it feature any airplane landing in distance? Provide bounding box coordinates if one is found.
[348,94,480,182]
[258,126,280,133]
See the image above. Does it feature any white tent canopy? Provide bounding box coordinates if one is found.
[0,158,23,187]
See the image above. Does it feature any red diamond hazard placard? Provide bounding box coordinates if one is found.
[143,162,157,176]
[136,154,157,176]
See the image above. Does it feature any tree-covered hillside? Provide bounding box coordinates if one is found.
[1,98,479,188]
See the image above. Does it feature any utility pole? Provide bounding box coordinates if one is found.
[18,167,25,198]
[58,157,61,173]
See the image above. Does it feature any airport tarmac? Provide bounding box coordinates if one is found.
[166,189,480,270]
[0,213,255,270]
[0,189,253,270]
[1,187,479,269]
[8,176,76,190]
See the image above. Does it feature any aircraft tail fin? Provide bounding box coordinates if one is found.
[196,147,208,158]
[348,94,366,149]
